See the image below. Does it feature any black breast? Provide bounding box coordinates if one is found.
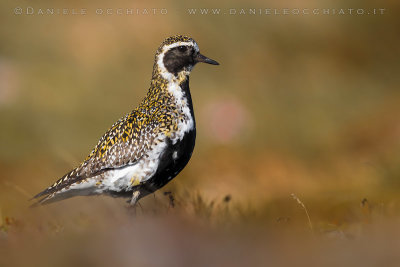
[141,77,196,194]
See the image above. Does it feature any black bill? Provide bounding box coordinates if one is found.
[195,53,219,65]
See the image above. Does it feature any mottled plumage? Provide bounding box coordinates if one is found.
[33,35,219,206]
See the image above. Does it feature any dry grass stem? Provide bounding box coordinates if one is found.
[291,193,314,234]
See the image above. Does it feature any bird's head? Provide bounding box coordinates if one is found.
[154,35,219,81]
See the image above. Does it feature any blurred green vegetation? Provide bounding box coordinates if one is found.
[1,0,400,266]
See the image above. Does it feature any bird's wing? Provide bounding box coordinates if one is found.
[33,109,161,200]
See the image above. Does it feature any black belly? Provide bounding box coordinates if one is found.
[140,129,196,194]
[109,78,196,200]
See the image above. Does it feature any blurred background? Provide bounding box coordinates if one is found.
[1,0,400,266]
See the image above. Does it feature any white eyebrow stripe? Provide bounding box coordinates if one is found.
[162,41,199,53]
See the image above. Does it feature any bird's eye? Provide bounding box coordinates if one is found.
[177,46,187,52]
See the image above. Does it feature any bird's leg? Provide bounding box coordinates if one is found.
[126,190,140,216]
[130,190,140,206]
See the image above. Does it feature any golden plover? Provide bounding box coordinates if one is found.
[33,35,219,206]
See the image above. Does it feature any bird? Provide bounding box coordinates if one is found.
[32,35,219,206]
